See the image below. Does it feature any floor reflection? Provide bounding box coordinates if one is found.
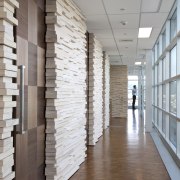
[70,109,170,180]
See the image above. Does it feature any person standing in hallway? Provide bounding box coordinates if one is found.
[132,85,137,110]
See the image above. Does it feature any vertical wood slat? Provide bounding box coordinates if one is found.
[0,0,19,179]
[45,0,87,179]
[88,34,103,146]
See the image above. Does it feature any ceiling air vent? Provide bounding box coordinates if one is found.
[119,39,133,43]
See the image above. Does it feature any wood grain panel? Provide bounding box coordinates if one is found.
[28,42,37,86]
[16,0,28,39]
[15,0,46,179]
[28,0,37,45]
[27,86,37,129]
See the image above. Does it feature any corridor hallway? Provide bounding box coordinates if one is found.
[70,110,170,180]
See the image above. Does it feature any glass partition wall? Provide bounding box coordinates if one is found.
[152,0,180,160]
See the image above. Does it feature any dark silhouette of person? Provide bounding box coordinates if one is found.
[132,85,137,110]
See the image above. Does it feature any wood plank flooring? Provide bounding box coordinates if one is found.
[70,110,170,180]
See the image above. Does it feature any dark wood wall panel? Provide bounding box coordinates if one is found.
[15,0,46,179]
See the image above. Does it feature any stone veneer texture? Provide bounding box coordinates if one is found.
[110,65,128,118]
[45,0,87,179]
[103,52,110,129]
[88,34,103,145]
[0,0,19,179]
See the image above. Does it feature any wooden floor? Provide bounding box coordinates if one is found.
[70,110,170,180]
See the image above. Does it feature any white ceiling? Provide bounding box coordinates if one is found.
[73,0,175,67]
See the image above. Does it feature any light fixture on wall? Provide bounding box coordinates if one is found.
[138,27,152,38]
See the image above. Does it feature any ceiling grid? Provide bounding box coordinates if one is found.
[73,0,175,69]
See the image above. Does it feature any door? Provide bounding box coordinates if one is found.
[14,0,46,179]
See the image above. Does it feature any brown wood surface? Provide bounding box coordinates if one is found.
[15,0,46,179]
[70,110,170,180]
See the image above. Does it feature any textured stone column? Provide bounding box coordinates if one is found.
[88,34,103,145]
[0,0,19,179]
[45,0,87,179]
[110,65,128,118]
[103,52,110,129]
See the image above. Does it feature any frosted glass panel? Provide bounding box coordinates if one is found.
[162,58,166,81]
[157,86,159,106]
[162,112,166,134]
[153,108,155,122]
[170,10,177,40]
[155,108,157,125]
[158,110,162,128]
[162,30,166,51]
[162,84,166,109]
[169,117,177,147]
[170,81,177,114]
[155,65,157,85]
[158,61,162,83]
[157,42,160,58]
[170,46,177,77]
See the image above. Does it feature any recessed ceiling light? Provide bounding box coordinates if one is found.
[120,21,128,26]
[135,62,142,65]
[120,8,126,11]
[138,27,152,38]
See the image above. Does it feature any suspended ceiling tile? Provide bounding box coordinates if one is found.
[73,0,105,15]
[113,29,139,39]
[138,28,161,49]
[138,40,155,49]
[118,39,137,48]
[86,15,110,29]
[110,55,122,60]
[160,0,176,13]
[142,0,162,13]
[140,13,168,28]
[109,14,140,29]
[88,29,113,39]
[118,49,137,56]
[103,0,141,14]
[98,38,116,48]
[106,50,119,55]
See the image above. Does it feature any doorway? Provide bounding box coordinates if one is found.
[128,76,138,109]
[14,0,46,179]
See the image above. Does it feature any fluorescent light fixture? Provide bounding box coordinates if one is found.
[138,27,152,38]
[135,62,142,65]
